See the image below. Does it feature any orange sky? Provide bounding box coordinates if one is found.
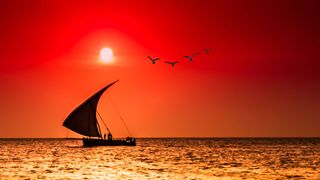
[0,0,320,138]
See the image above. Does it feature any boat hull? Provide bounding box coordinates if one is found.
[83,138,136,147]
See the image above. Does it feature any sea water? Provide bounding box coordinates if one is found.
[0,138,319,179]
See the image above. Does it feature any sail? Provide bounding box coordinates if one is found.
[63,80,118,137]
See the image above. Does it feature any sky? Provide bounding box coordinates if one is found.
[0,0,319,138]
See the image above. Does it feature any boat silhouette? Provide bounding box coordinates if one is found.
[63,80,136,147]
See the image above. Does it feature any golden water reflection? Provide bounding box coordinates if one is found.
[0,138,319,179]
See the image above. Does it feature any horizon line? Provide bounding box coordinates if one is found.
[0,136,319,139]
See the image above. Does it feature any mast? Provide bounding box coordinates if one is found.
[97,111,112,134]
[96,121,102,139]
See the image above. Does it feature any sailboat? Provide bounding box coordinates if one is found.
[63,80,136,147]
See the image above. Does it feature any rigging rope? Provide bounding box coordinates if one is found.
[97,111,111,134]
[107,94,133,137]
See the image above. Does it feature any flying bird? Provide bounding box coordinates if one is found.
[192,52,200,57]
[147,56,160,64]
[165,61,178,68]
[183,56,193,62]
[203,48,212,54]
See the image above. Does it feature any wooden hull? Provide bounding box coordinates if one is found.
[83,138,136,147]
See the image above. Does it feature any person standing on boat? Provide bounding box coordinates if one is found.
[108,132,113,140]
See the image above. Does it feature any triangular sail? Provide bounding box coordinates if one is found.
[63,80,118,137]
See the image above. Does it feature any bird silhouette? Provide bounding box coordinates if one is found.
[165,61,178,68]
[183,56,193,62]
[203,48,212,54]
[147,56,160,64]
[192,52,200,57]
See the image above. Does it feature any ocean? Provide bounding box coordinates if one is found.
[0,138,319,179]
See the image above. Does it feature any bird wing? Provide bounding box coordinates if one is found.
[192,52,200,57]
[147,56,153,60]
[164,61,172,64]
[203,48,212,53]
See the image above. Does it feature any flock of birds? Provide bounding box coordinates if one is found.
[147,48,212,68]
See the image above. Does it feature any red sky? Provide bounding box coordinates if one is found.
[0,0,319,138]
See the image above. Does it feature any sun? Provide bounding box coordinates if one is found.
[99,47,113,63]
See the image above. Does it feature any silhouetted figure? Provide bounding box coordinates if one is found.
[203,48,212,54]
[183,55,193,61]
[147,56,160,64]
[126,137,136,143]
[108,132,113,140]
[165,61,178,68]
[104,133,106,139]
[126,136,131,142]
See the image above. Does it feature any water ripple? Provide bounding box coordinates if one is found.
[0,138,319,179]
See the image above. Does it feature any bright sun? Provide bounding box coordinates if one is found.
[99,47,113,63]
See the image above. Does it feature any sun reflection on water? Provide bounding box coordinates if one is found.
[0,138,319,179]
